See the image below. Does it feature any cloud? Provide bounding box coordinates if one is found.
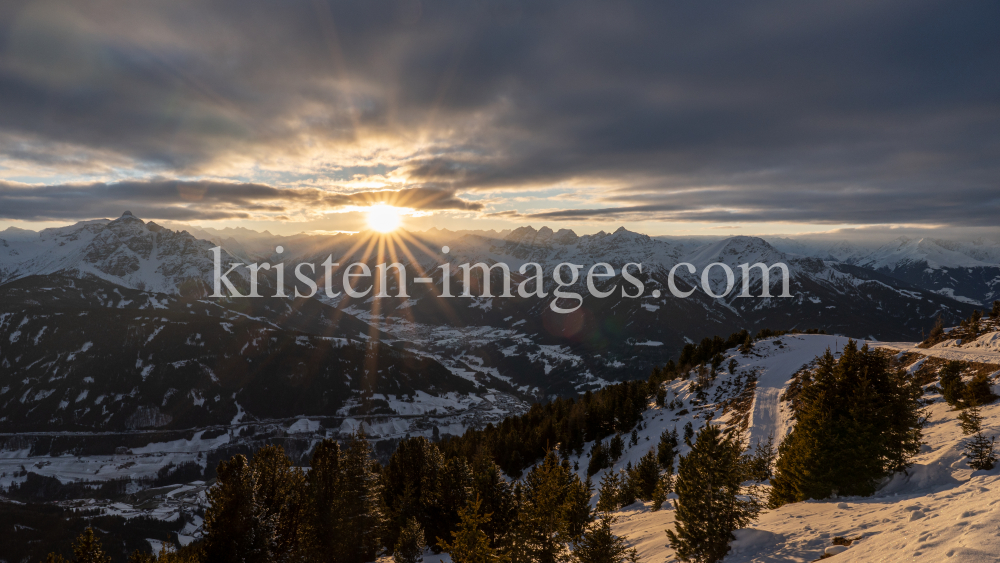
[0,0,997,228]
[0,179,481,221]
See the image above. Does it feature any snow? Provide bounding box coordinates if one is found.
[527,333,1000,562]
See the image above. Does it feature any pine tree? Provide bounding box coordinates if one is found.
[608,434,624,461]
[959,403,984,435]
[629,449,660,501]
[519,451,586,563]
[470,454,517,550]
[340,430,386,562]
[298,440,347,562]
[739,335,753,355]
[394,517,427,563]
[964,372,997,407]
[939,361,967,407]
[596,470,622,513]
[438,496,509,563]
[202,454,271,563]
[929,315,945,341]
[991,300,1000,319]
[683,422,694,446]
[657,428,677,474]
[965,432,997,471]
[666,425,759,563]
[650,474,672,512]
[53,528,111,563]
[770,341,925,506]
[570,514,639,563]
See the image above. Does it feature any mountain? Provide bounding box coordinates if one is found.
[850,237,1000,305]
[0,212,251,294]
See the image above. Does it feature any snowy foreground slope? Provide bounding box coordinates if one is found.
[586,333,1000,563]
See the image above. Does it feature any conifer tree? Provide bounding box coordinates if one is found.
[650,474,672,512]
[609,434,624,461]
[657,385,668,406]
[965,432,997,471]
[47,528,112,563]
[519,451,587,563]
[939,361,968,406]
[657,428,677,474]
[683,422,694,446]
[666,425,758,563]
[394,517,427,563]
[202,454,272,563]
[596,471,622,513]
[340,430,386,562]
[959,403,984,435]
[570,515,639,563]
[470,453,517,550]
[438,496,509,563]
[991,300,1000,319]
[770,341,924,506]
[629,449,660,501]
[298,439,347,562]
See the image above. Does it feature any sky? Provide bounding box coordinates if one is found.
[0,0,997,240]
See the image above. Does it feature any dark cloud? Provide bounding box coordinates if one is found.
[0,0,997,227]
[0,180,480,221]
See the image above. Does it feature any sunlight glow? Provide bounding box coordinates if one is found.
[366,204,403,233]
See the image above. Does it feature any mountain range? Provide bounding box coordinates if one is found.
[0,212,993,463]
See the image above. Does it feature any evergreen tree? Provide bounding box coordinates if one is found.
[959,403,984,435]
[340,430,386,562]
[991,300,1000,319]
[298,439,347,562]
[770,341,924,506]
[202,445,305,563]
[964,372,997,406]
[965,432,997,471]
[745,434,776,482]
[650,474,672,512]
[608,435,624,461]
[683,422,694,446]
[382,436,446,549]
[939,361,967,407]
[519,452,587,563]
[470,453,518,550]
[739,335,753,355]
[394,517,427,563]
[929,315,945,340]
[666,425,758,563]
[49,528,112,563]
[438,496,509,563]
[202,454,272,563]
[570,515,639,563]
[596,471,622,513]
[629,449,660,501]
[656,385,667,407]
[657,428,677,474]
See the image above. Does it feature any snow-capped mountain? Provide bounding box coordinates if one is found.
[0,212,249,294]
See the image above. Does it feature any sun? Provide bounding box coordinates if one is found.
[366,204,403,233]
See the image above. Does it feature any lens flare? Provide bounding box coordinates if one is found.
[366,204,403,233]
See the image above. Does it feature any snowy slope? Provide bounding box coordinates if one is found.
[555,333,1000,562]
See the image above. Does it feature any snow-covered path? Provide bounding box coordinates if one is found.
[877,342,1000,365]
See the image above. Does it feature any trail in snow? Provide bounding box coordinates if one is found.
[878,342,1000,365]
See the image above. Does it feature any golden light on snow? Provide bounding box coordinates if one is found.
[366,204,403,233]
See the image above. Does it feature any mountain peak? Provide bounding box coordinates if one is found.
[122,210,134,217]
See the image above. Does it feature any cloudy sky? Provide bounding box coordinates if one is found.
[0,0,997,238]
